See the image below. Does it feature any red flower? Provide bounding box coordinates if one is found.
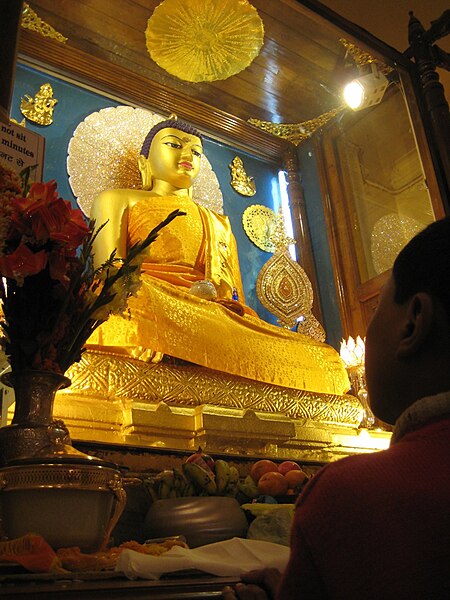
[45,198,90,249]
[11,182,89,250]
[48,248,71,287]
[0,165,178,376]
[0,243,47,279]
[21,180,59,208]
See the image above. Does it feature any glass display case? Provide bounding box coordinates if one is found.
[3,0,448,457]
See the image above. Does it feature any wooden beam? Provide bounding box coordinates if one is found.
[18,29,290,163]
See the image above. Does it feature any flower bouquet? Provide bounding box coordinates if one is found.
[0,162,183,462]
[0,163,182,374]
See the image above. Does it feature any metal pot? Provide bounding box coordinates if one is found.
[0,456,128,552]
[144,496,248,548]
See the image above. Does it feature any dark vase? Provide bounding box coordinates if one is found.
[0,370,71,466]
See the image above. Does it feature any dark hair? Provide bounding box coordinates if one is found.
[140,119,203,158]
[393,216,450,316]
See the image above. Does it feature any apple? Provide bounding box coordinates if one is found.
[250,459,279,483]
[278,460,301,475]
[185,447,214,474]
[201,452,215,472]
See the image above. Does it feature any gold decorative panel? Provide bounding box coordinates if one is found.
[339,38,394,76]
[248,107,345,146]
[21,3,67,43]
[64,351,362,426]
[145,0,264,82]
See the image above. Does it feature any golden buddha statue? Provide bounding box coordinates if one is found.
[88,119,349,397]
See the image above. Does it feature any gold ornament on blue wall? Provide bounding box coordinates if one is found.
[10,118,26,127]
[230,156,256,196]
[20,83,58,126]
[242,205,277,253]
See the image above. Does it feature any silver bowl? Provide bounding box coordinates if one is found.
[0,460,126,552]
[144,496,248,548]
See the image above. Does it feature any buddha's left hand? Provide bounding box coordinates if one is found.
[214,298,246,316]
[222,568,281,600]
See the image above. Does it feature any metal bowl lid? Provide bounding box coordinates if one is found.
[4,443,120,470]
[0,460,123,491]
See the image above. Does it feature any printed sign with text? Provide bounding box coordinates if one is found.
[0,121,45,183]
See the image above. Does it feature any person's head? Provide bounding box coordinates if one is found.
[138,119,203,193]
[365,216,450,424]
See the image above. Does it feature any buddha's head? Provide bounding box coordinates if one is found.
[138,119,203,195]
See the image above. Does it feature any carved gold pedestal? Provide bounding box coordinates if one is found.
[5,351,391,462]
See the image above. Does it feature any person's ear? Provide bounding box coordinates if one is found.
[397,293,433,358]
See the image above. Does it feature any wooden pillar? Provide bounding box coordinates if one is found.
[283,145,323,323]
[407,10,450,212]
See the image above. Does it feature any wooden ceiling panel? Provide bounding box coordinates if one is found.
[20,0,404,137]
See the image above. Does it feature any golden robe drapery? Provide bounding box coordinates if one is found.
[88,195,349,395]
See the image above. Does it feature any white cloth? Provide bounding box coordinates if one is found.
[116,537,290,580]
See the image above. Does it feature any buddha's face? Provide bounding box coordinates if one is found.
[144,127,203,191]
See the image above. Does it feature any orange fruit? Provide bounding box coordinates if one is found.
[278,460,301,475]
[250,459,278,483]
[285,469,308,489]
[257,471,289,497]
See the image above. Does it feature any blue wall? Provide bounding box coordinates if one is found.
[297,142,343,349]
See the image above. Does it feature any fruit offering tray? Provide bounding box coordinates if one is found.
[143,449,310,504]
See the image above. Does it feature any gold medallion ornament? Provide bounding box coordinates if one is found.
[21,3,67,43]
[257,248,314,330]
[145,0,264,82]
[242,205,277,253]
[20,83,58,126]
[67,106,223,217]
[230,157,256,196]
[296,312,326,342]
[256,210,326,340]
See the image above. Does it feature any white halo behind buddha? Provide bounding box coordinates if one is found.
[67,105,223,217]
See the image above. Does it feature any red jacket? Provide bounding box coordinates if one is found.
[277,416,450,599]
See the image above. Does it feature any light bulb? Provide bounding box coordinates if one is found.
[343,65,388,111]
[344,80,364,109]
